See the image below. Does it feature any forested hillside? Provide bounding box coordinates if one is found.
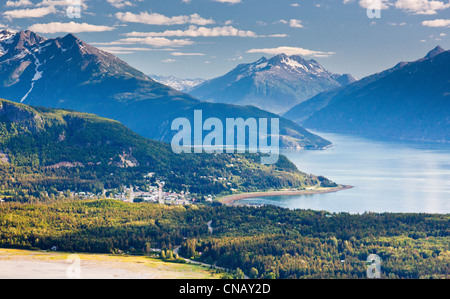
[0,199,448,279]
[0,99,324,202]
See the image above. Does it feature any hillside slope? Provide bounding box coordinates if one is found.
[284,47,450,142]
[0,99,328,201]
[0,30,330,149]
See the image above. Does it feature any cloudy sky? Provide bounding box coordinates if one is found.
[1,0,449,79]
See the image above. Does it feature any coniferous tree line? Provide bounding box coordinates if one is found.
[0,199,448,279]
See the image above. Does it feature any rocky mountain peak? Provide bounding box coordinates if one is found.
[10,30,45,49]
[60,33,84,47]
[425,46,446,59]
[270,54,306,66]
[56,33,95,56]
[191,53,355,114]
[263,54,326,75]
[335,74,357,86]
[0,30,46,59]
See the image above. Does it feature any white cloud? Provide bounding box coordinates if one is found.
[268,34,288,37]
[125,25,258,38]
[98,46,156,54]
[228,55,244,61]
[94,37,194,47]
[388,21,406,25]
[247,46,335,58]
[171,52,205,56]
[116,11,215,26]
[276,19,304,28]
[5,0,33,7]
[359,0,391,10]
[422,18,450,27]
[395,0,450,15]
[28,22,116,33]
[37,0,88,9]
[289,19,304,28]
[97,46,175,54]
[346,0,450,15]
[2,0,89,20]
[212,0,242,4]
[3,6,57,19]
[162,58,177,63]
[106,0,134,8]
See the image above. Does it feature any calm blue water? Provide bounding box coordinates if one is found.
[236,132,450,214]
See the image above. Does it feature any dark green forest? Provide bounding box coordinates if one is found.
[0,99,325,202]
[0,199,448,279]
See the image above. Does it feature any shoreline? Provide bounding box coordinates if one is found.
[219,185,353,206]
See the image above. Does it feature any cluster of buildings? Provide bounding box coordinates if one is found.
[71,183,195,206]
[52,173,217,206]
[125,182,194,206]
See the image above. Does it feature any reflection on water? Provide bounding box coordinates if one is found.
[236,132,450,214]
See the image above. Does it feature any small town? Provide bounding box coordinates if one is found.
[71,184,201,206]
[69,173,215,206]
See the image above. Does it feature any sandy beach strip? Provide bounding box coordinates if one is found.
[219,185,353,205]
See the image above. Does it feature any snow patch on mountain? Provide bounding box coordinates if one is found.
[21,51,43,103]
[255,62,268,70]
[281,57,308,71]
[0,30,15,43]
[0,30,15,57]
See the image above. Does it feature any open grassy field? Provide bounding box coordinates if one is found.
[0,249,219,279]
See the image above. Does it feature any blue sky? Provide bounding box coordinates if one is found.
[1,0,449,79]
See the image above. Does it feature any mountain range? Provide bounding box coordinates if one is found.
[190,54,356,114]
[0,30,330,150]
[284,46,450,143]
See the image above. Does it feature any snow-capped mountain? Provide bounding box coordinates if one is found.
[0,30,331,149]
[190,54,356,114]
[150,75,205,93]
[0,29,157,105]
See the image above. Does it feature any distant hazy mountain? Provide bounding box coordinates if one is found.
[150,75,205,93]
[284,46,450,143]
[190,54,356,114]
[0,30,330,149]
